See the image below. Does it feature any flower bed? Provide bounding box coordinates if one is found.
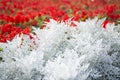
[0,18,120,80]
[0,0,120,42]
[0,0,120,80]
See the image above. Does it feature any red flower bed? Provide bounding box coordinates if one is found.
[0,0,120,42]
[0,24,30,42]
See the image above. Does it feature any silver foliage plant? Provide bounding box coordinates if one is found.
[0,18,120,80]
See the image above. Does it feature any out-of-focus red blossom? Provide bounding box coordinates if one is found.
[63,15,69,21]
[70,22,77,27]
[104,4,117,14]
[21,27,30,34]
[13,13,29,23]
[72,14,80,21]
[108,14,120,20]
[0,24,30,43]
[0,0,120,42]
[102,20,113,28]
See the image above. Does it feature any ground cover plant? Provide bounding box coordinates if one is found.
[0,0,120,80]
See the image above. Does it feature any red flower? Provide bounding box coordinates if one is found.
[102,20,113,28]
[21,27,30,34]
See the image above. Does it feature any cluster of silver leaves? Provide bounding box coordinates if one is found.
[0,18,120,80]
